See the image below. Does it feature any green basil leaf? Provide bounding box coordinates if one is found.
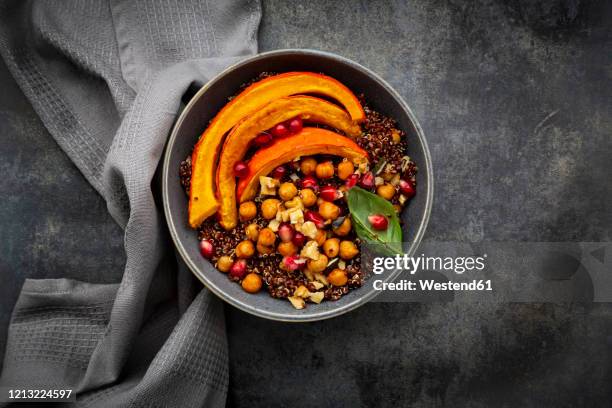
[346,186,403,256]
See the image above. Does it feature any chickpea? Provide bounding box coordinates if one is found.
[261,198,280,220]
[339,240,359,260]
[257,227,276,247]
[315,161,334,179]
[323,238,340,258]
[239,201,257,221]
[217,256,233,273]
[245,223,259,241]
[279,182,298,201]
[319,201,341,221]
[307,254,328,273]
[242,273,263,293]
[300,188,317,207]
[377,184,396,200]
[256,243,274,255]
[393,204,402,213]
[300,157,317,175]
[337,160,354,180]
[315,229,327,246]
[328,269,348,286]
[277,241,298,256]
[333,217,352,237]
[391,129,402,144]
[235,240,255,258]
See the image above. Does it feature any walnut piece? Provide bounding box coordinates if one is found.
[288,296,306,310]
[309,291,324,304]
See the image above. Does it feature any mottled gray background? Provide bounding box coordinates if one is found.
[1,0,611,406]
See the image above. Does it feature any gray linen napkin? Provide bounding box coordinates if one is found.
[0,0,260,406]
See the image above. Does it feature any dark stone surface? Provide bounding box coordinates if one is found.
[1,0,611,406]
[227,1,612,407]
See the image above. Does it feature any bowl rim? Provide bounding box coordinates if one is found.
[162,48,434,322]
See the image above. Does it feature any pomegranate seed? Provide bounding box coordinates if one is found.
[288,117,303,134]
[292,231,306,247]
[271,123,289,138]
[278,222,294,243]
[271,165,287,179]
[320,185,340,201]
[345,173,360,188]
[300,175,319,191]
[229,259,247,279]
[233,161,249,178]
[359,171,375,189]
[399,179,416,199]
[253,133,272,147]
[368,214,389,230]
[304,210,325,228]
[199,239,214,259]
[283,255,306,271]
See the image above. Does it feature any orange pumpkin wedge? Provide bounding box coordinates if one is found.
[216,96,362,230]
[188,72,365,228]
[237,128,369,203]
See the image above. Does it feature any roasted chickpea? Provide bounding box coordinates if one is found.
[323,238,340,258]
[315,161,334,179]
[235,240,255,258]
[300,188,317,207]
[377,184,396,200]
[339,240,359,260]
[307,254,329,273]
[337,160,354,180]
[256,243,274,255]
[391,129,402,144]
[242,273,263,293]
[333,217,352,237]
[261,198,280,220]
[277,241,298,256]
[279,182,298,201]
[319,201,340,221]
[239,201,257,221]
[257,227,276,247]
[328,269,348,286]
[217,256,233,273]
[245,223,259,241]
[300,157,317,175]
[315,229,327,246]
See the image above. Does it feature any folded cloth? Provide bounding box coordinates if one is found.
[0,0,261,406]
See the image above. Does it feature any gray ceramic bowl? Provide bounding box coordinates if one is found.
[162,49,433,321]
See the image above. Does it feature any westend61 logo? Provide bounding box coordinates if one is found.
[372,254,487,275]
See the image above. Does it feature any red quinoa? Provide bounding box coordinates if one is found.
[179,89,416,305]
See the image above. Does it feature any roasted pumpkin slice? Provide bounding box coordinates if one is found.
[237,128,369,203]
[216,96,362,230]
[188,72,364,228]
